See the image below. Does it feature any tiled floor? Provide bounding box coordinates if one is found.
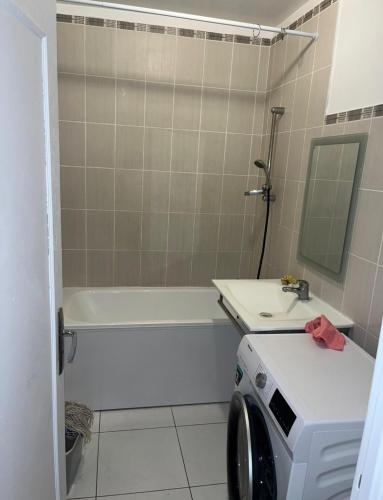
[67,403,229,500]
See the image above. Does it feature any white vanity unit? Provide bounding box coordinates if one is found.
[213,279,353,336]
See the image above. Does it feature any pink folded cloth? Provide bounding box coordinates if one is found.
[305,315,345,351]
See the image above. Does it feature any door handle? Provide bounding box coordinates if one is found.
[62,329,77,363]
[57,307,78,374]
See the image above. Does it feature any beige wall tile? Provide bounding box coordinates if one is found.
[166,253,192,286]
[191,252,216,286]
[281,180,299,229]
[169,173,197,212]
[86,76,115,123]
[173,85,202,130]
[87,250,114,286]
[143,171,170,213]
[257,47,270,92]
[144,128,172,171]
[116,126,144,170]
[368,267,383,337]
[141,252,166,286]
[58,73,85,122]
[86,167,114,210]
[145,83,174,128]
[86,123,115,167]
[142,213,168,251]
[364,333,379,358]
[291,74,311,130]
[57,23,84,74]
[253,93,267,135]
[116,30,147,80]
[60,167,85,209]
[194,214,219,252]
[297,17,318,77]
[216,252,241,279]
[203,40,232,88]
[195,174,222,214]
[115,169,143,211]
[314,3,338,70]
[362,117,383,190]
[116,79,145,126]
[62,250,86,287]
[201,88,229,132]
[114,251,141,286]
[279,80,296,133]
[168,213,194,251]
[61,209,85,249]
[306,67,330,128]
[286,130,304,180]
[272,132,290,179]
[219,215,244,252]
[284,35,300,83]
[59,121,85,166]
[175,37,204,86]
[221,175,247,215]
[85,26,116,77]
[115,212,142,250]
[198,132,225,174]
[231,44,259,91]
[171,130,199,172]
[87,210,114,249]
[350,190,383,263]
[224,134,251,175]
[227,91,255,134]
[146,32,176,83]
[342,254,376,330]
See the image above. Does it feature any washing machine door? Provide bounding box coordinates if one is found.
[227,391,277,500]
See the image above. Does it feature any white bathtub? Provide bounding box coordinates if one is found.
[63,287,239,410]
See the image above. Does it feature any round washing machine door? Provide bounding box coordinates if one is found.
[227,391,277,500]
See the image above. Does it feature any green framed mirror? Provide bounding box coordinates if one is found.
[298,133,368,282]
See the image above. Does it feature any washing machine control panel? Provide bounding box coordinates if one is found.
[253,363,274,399]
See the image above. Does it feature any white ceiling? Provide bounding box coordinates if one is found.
[110,0,310,26]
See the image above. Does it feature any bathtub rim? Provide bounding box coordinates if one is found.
[63,285,232,329]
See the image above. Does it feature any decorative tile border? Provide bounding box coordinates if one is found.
[56,13,271,45]
[325,104,383,125]
[270,0,338,45]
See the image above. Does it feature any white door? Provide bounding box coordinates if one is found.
[0,0,65,499]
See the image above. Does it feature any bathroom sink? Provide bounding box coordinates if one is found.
[212,279,353,332]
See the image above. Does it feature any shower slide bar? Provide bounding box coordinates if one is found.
[59,0,319,40]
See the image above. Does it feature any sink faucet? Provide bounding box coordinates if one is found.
[282,279,310,301]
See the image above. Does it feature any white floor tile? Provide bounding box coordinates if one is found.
[100,488,192,499]
[172,404,229,426]
[91,411,100,433]
[177,423,227,487]
[67,434,99,499]
[100,407,173,432]
[97,428,188,496]
[191,484,228,500]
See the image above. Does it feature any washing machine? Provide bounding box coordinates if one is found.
[227,333,374,500]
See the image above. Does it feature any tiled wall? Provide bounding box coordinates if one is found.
[57,18,270,287]
[261,1,383,356]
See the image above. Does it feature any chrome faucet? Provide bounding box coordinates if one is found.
[282,279,310,301]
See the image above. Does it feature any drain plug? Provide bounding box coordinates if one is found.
[259,312,273,318]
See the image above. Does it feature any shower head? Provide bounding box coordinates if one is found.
[254,159,271,187]
[271,106,285,115]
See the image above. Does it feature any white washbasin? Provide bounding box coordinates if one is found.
[212,279,353,332]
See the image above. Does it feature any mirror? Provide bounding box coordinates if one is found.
[298,134,368,281]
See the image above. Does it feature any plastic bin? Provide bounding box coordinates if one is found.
[65,433,83,493]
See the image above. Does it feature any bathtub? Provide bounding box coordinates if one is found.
[63,287,239,410]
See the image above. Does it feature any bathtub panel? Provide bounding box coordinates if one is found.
[64,323,239,410]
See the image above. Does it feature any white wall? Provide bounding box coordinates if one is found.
[327,0,383,114]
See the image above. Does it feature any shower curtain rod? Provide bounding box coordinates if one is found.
[59,0,319,40]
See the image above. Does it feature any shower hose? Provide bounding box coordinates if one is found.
[256,187,271,279]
